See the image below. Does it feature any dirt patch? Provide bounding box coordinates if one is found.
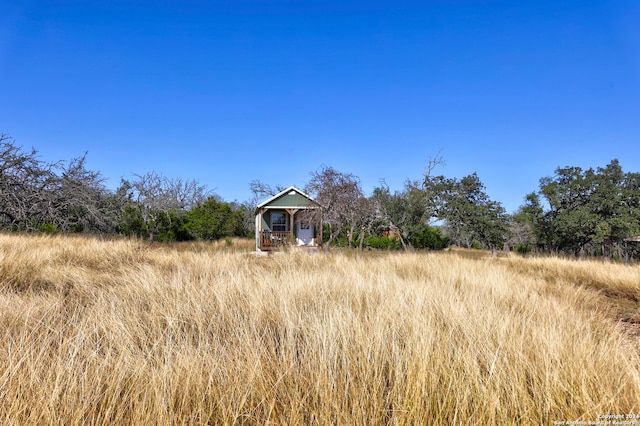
[614,321,640,353]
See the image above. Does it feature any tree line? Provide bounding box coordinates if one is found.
[516,159,640,259]
[0,134,250,242]
[2,133,639,257]
[269,157,640,259]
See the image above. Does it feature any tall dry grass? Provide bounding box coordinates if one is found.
[1,234,639,424]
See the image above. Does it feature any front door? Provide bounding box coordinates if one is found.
[296,221,313,245]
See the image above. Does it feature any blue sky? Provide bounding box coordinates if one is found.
[1,0,639,213]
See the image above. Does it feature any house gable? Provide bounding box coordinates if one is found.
[267,191,312,208]
[256,186,320,210]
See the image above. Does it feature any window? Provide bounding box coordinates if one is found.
[271,213,288,232]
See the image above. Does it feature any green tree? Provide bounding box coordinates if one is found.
[517,192,550,252]
[538,166,599,256]
[590,160,637,258]
[183,197,242,241]
[524,160,640,258]
[508,207,537,253]
[407,225,449,250]
[371,181,430,250]
[424,172,508,250]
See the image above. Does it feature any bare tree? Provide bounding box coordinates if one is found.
[122,171,208,242]
[166,177,209,211]
[354,196,376,252]
[0,134,123,233]
[1,134,215,238]
[423,150,445,182]
[304,165,366,251]
[0,134,59,231]
[249,180,287,201]
[51,153,118,233]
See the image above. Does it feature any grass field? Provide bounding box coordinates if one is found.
[1,234,639,425]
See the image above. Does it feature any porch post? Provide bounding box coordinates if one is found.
[286,209,299,245]
[319,209,323,248]
[258,208,267,250]
[256,209,262,250]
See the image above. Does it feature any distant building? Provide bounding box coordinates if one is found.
[254,186,322,251]
[378,224,400,240]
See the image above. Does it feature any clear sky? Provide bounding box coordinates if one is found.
[1,0,639,213]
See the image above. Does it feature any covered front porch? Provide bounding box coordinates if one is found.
[259,231,292,250]
[256,209,320,251]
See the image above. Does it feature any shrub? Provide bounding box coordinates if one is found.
[38,223,60,235]
[183,198,239,241]
[365,235,402,250]
[407,225,449,250]
[515,243,532,255]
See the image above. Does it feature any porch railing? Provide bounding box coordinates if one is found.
[260,231,292,249]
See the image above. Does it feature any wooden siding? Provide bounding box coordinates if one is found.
[261,211,271,231]
[267,192,313,208]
